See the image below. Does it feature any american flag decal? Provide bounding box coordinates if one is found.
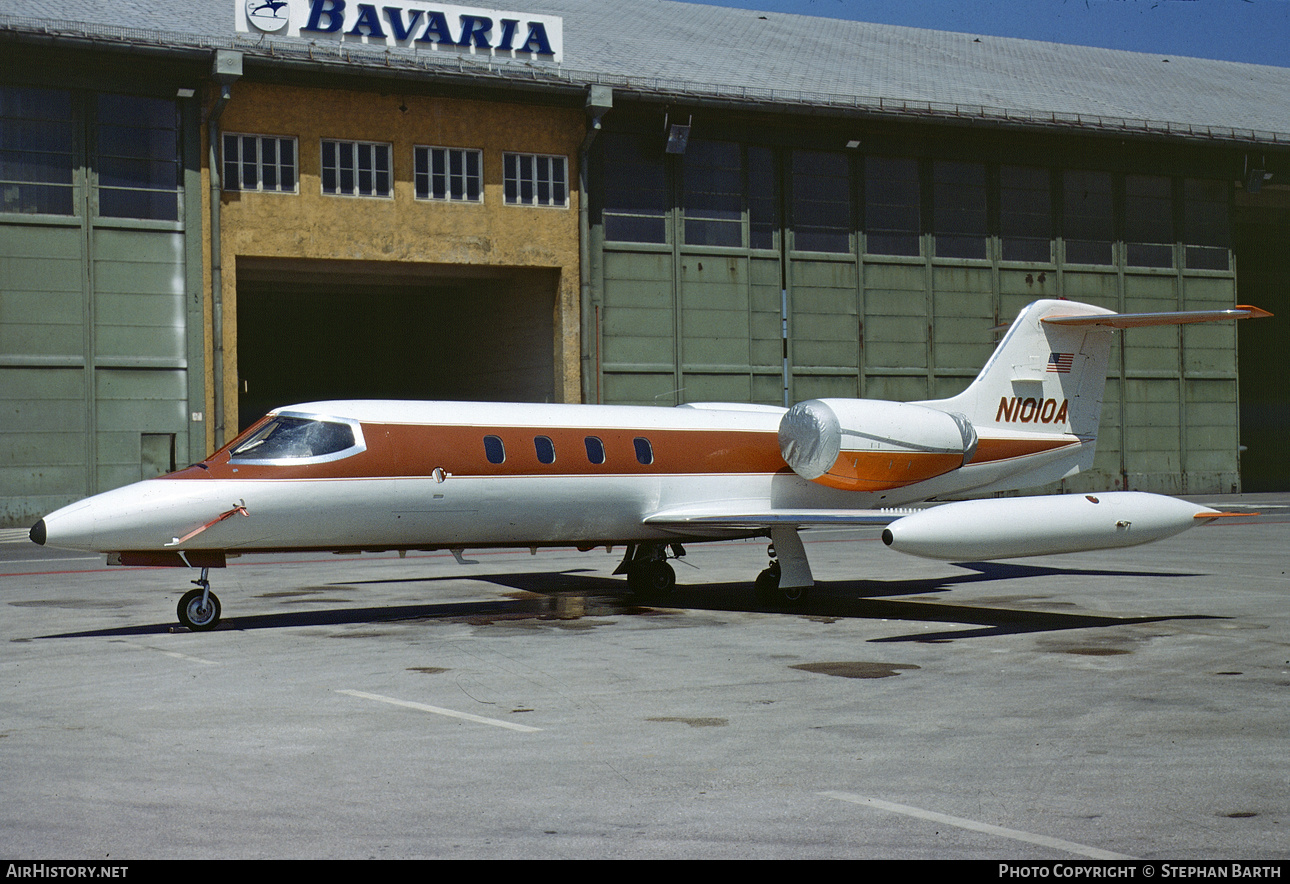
[1047,352,1074,373]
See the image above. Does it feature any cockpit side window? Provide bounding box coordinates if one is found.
[229,415,365,464]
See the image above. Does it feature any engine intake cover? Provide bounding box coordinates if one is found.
[778,399,977,492]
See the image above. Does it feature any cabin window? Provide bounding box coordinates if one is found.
[633,437,654,466]
[483,435,506,464]
[584,436,605,465]
[229,415,364,464]
[534,436,556,464]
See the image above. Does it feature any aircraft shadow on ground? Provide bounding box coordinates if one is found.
[38,560,1218,643]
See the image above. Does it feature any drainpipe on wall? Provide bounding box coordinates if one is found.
[208,49,242,449]
[579,85,612,404]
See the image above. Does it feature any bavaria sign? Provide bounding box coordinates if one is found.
[238,0,564,62]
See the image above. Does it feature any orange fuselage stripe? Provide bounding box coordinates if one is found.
[170,422,1079,485]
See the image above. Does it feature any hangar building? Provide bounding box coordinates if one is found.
[1,0,1288,527]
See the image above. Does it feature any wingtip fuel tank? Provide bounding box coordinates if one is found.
[880,491,1219,561]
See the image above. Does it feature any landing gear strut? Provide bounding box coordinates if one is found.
[755,527,814,605]
[616,543,683,600]
[177,567,221,631]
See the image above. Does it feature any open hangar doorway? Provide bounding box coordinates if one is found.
[1234,218,1290,492]
[235,258,558,433]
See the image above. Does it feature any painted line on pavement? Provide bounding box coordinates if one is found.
[336,689,543,732]
[819,791,1136,860]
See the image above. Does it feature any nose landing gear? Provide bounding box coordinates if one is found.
[177,568,221,631]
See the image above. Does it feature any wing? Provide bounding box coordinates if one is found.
[642,505,913,533]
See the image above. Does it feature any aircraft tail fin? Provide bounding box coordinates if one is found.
[919,299,1116,442]
[920,298,1270,448]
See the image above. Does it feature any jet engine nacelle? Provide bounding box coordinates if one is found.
[778,398,978,492]
[881,491,1217,560]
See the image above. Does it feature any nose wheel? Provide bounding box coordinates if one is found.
[177,569,221,631]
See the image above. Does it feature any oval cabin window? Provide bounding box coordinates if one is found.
[633,437,654,466]
[534,436,556,464]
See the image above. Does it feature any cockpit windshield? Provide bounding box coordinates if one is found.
[229,414,365,464]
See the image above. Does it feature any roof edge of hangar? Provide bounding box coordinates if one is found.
[2,5,1289,149]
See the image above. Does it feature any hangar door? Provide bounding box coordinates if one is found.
[236,259,556,431]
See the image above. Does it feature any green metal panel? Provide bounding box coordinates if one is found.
[601,250,675,372]
[931,270,994,374]
[0,367,87,521]
[0,224,85,358]
[862,263,928,371]
[95,369,189,493]
[788,257,859,375]
[863,374,931,402]
[92,229,188,363]
[679,255,750,367]
[748,256,783,378]
[600,371,679,406]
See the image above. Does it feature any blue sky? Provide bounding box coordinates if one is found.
[692,0,1290,67]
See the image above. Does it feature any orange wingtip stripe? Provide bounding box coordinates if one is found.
[1194,511,1257,519]
[1234,305,1274,319]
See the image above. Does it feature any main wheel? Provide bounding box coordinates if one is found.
[754,565,780,603]
[780,582,810,604]
[627,560,676,599]
[177,587,221,631]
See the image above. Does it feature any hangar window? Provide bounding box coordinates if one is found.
[864,157,921,257]
[0,85,75,216]
[747,146,779,251]
[483,435,506,464]
[415,146,482,202]
[321,139,391,198]
[1183,179,1231,271]
[229,414,364,464]
[791,149,851,253]
[1062,170,1114,265]
[503,153,567,207]
[603,132,666,243]
[223,134,297,193]
[933,161,987,260]
[999,166,1053,262]
[96,94,181,221]
[1125,175,1175,268]
[534,435,556,464]
[684,140,743,247]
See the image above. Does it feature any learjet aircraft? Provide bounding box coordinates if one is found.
[29,299,1269,630]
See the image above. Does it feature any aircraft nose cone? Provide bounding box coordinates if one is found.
[30,519,47,546]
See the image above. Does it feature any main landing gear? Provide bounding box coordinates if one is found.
[754,526,815,606]
[616,543,684,600]
[176,567,221,631]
